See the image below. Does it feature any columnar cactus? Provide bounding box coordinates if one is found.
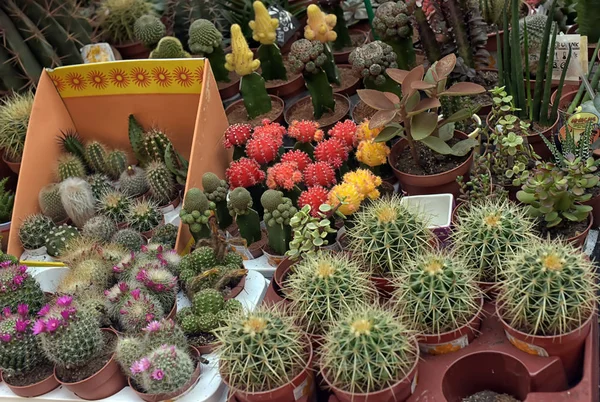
[57,154,86,181]
[133,345,195,394]
[98,0,152,44]
[87,173,114,199]
[227,187,261,246]
[39,183,67,223]
[82,215,118,243]
[250,1,287,81]
[113,229,145,251]
[97,190,131,223]
[19,214,55,250]
[180,188,214,241]
[349,41,401,95]
[145,161,176,206]
[188,19,230,82]
[150,36,191,58]
[45,224,80,257]
[304,4,340,85]
[105,149,129,180]
[134,14,166,48]
[59,177,96,228]
[202,172,232,230]
[0,262,45,313]
[150,223,179,249]
[119,165,150,197]
[372,2,415,70]
[261,190,297,255]
[142,129,171,164]
[126,199,162,233]
[519,14,548,72]
[84,141,108,174]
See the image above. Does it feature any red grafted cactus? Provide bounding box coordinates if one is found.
[314,138,350,169]
[303,161,337,188]
[252,119,286,141]
[298,186,330,216]
[280,150,312,171]
[329,120,358,150]
[223,124,253,148]
[266,162,303,191]
[288,120,324,143]
[245,132,283,165]
[226,158,266,188]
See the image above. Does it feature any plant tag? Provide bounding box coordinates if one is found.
[81,43,116,64]
[419,334,469,355]
[292,373,315,400]
[268,6,300,47]
[552,34,588,82]
[505,331,549,357]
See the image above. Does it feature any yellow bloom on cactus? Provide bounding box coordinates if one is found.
[356,140,390,167]
[225,24,261,76]
[356,120,383,141]
[343,169,382,200]
[249,1,278,45]
[304,4,337,43]
[328,182,364,215]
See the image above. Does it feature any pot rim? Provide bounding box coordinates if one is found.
[333,29,369,55]
[1,154,20,165]
[418,295,484,342]
[485,111,560,138]
[1,367,57,390]
[265,70,304,90]
[225,94,285,112]
[284,93,351,127]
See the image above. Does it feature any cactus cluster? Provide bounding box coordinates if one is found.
[228,187,261,246]
[180,188,214,242]
[372,2,415,70]
[179,289,242,335]
[97,190,131,223]
[518,14,548,72]
[82,215,117,243]
[58,257,114,296]
[112,229,145,251]
[0,262,45,313]
[288,39,328,76]
[150,223,179,249]
[38,184,67,223]
[150,36,191,58]
[119,166,149,198]
[281,150,312,172]
[134,14,166,48]
[19,214,55,250]
[59,177,96,228]
[134,267,178,313]
[146,161,176,206]
[350,41,399,91]
[57,154,86,181]
[202,172,232,230]
[45,224,80,257]
[261,190,297,255]
[87,173,113,199]
[245,131,283,166]
[98,0,152,44]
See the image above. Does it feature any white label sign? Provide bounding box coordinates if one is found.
[552,34,588,82]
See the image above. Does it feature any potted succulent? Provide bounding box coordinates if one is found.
[358,54,485,195]
[226,187,267,259]
[0,260,46,317]
[133,14,166,52]
[260,190,298,265]
[126,199,163,239]
[455,153,509,208]
[393,250,484,355]
[18,214,55,256]
[97,0,153,59]
[304,4,341,85]
[0,92,34,173]
[225,158,266,220]
[371,1,416,70]
[97,190,133,228]
[144,161,181,212]
[0,178,14,251]
[202,172,233,230]
[180,188,215,242]
[320,304,419,401]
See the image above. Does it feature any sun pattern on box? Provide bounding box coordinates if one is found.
[46,59,206,98]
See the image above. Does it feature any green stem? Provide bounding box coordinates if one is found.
[257,44,287,81]
[207,46,230,82]
[240,72,272,119]
[283,186,302,208]
[523,22,532,121]
[215,200,233,230]
[236,209,262,246]
[322,43,341,85]
[511,0,526,118]
[293,141,314,158]
[304,69,335,119]
[387,37,416,70]
[502,7,513,98]
[364,75,402,98]
[496,28,504,87]
[414,8,440,64]
[532,0,557,123]
[266,223,292,255]
[541,24,558,125]
[332,5,352,50]
[550,46,572,123]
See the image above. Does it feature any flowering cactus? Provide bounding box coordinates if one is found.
[329,120,358,151]
[134,268,178,312]
[298,186,330,217]
[226,158,266,189]
[356,140,391,172]
[303,162,337,188]
[304,4,340,85]
[328,182,364,215]
[280,150,312,172]
[314,138,350,170]
[131,345,195,394]
[224,124,253,161]
[343,169,382,200]
[118,289,165,333]
[245,132,283,165]
[0,262,45,313]
[249,1,287,81]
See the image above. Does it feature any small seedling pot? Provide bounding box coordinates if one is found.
[113,41,150,60]
[224,274,246,301]
[1,369,59,398]
[2,155,20,174]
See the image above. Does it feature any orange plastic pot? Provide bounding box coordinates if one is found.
[2,155,19,174]
[1,370,59,397]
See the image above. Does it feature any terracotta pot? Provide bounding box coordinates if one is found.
[157,193,181,215]
[219,75,241,100]
[370,276,395,299]
[166,300,177,320]
[284,93,351,132]
[333,30,369,64]
[2,155,20,174]
[497,304,595,383]
[227,339,315,402]
[566,211,593,249]
[129,348,202,402]
[224,274,246,300]
[418,296,484,355]
[117,221,129,230]
[476,281,500,300]
[582,194,600,228]
[113,41,150,60]
[266,73,305,99]
[225,95,285,125]
[55,328,127,400]
[273,257,295,299]
[333,65,362,96]
[195,343,218,354]
[321,339,419,402]
[0,221,10,252]
[388,131,474,196]
[1,369,60,397]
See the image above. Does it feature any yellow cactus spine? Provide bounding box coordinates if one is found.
[304,4,337,43]
[224,24,260,77]
[249,1,278,45]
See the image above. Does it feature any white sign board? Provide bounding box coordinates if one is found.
[552,34,588,82]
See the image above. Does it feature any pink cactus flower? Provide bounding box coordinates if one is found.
[17,304,29,317]
[2,307,11,317]
[45,318,61,333]
[0,333,12,342]
[14,319,29,333]
[131,289,141,300]
[37,304,50,317]
[32,320,45,335]
[151,369,164,381]
[144,321,161,333]
[56,295,73,307]
[130,358,151,374]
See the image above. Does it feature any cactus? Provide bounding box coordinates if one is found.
[223,123,252,161]
[126,199,162,233]
[303,162,337,188]
[228,187,261,246]
[480,0,510,25]
[84,141,108,174]
[106,150,129,180]
[314,138,350,170]
[0,92,33,163]
[298,186,330,215]
[0,178,13,225]
[150,36,191,58]
[145,161,176,206]
[113,229,145,251]
[202,172,232,229]
[39,184,67,223]
[320,305,419,394]
[343,169,383,200]
[225,157,266,189]
[216,305,308,393]
[345,195,433,276]
[498,238,599,335]
[261,190,297,255]
[349,41,401,95]
[128,115,147,166]
[98,0,152,44]
[119,165,149,197]
[452,198,536,282]
[134,268,178,312]
[164,142,189,186]
[372,2,415,70]
[519,14,548,72]
[59,177,96,228]
[58,130,87,165]
[118,289,166,333]
[134,14,166,48]
[60,258,114,295]
[265,162,303,203]
[245,131,283,165]
[185,265,246,296]
[225,24,271,119]
[281,150,312,173]
[304,4,340,85]
[45,224,80,257]
[116,336,143,374]
[97,190,131,223]
[82,215,117,243]
[57,154,86,181]
[142,129,171,164]
[192,288,224,315]
[0,262,45,313]
[250,1,287,81]
[133,345,195,394]
[178,246,219,282]
[150,223,179,248]
[180,188,214,242]
[188,19,230,83]
[19,214,55,250]
[87,174,114,199]
[576,0,600,43]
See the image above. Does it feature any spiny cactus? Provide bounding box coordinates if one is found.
[192,288,223,315]
[519,14,548,72]
[372,1,415,70]
[225,157,266,189]
[134,268,178,312]
[87,173,113,199]
[60,258,114,295]
[223,124,252,161]
[45,224,80,257]
[184,265,246,296]
[39,183,67,223]
[142,319,188,353]
[188,19,230,82]
[0,92,33,163]
[97,190,131,223]
[133,345,195,394]
[59,177,96,228]
[113,229,145,251]
[452,198,536,283]
[126,199,162,233]
[84,141,108,174]
[180,291,241,335]
[349,41,400,94]
[150,36,191,58]
[19,214,55,250]
[303,161,337,188]
[0,262,45,313]
[145,161,176,206]
[57,154,86,181]
[345,195,433,276]
[82,215,117,243]
[134,14,166,48]
[180,188,214,242]
[216,305,308,393]
[178,246,218,282]
[142,129,171,164]
[228,187,261,246]
[202,172,232,230]
[150,223,178,249]
[497,238,600,335]
[118,289,165,333]
[320,305,419,394]
[261,190,297,255]
[59,130,87,165]
[479,0,510,25]
[119,165,149,198]
[98,0,152,44]
[105,150,128,180]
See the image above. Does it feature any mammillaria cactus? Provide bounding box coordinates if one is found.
[118,289,165,333]
[452,198,535,283]
[394,250,482,335]
[349,41,401,95]
[134,268,178,312]
[59,177,96,228]
[519,14,548,72]
[105,149,128,180]
[216,305,309,393]
[245,131,283,165]
[372,2,415,70]
[249,1,287,81]
[97,189,131,223]
[150,223,178,248]
[57,154,86,181]
[188,19,230,82]
[180,290,242,335]
[0,262,45,312]
[134,14,166,48]
[261,190,297,255]
[497,238,599,335]
[287,204,338,259]
[60,258,114,295]
[119,166,150,198]
[180,188,214,241]
[304,4,340,85]
[223,123,252,161]
[0,92,32,163]
[98,0,152,44]
[314,138,349,170]
[345,195,433,276]
[132,345,195,394]
[178,246,218,283]
[45,224,80,257]
[87,173,113,199]
[479,0,509,25]
[226,157,266,189]
[145,161,176,206]
[202,172,232,230]
[150,36,191,58]
[228,187,262,246]
[84,141,108,174]
[19,214,55,250]
[126,199,162,233]
[82,215,117,243]
[39,183,67,223]
[320,305,419,394]
[113,229,145,251]
[225,24,271,119]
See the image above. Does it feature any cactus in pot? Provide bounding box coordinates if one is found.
[203,172,232,230]
[113,229,145,251]
[120,165,149,197]
[372,1,416,70]
[349,41,401,96]
[132,345,195,394]
[228,187,261,246]
[304,4,340,85]
[150,36,191,58]
[57,154,86,181]
[59,130,87,167]
[105,149,128,180]
[0,92,33,163]
[98,0,152,45]
[134,14,166,48]
[97,190,131,224]
[45,224,80,257]
[150,223,179,249]
[188,19,230,82]
[249,1,287,81]
[134,267,178,312]
[19,214,55,251]
[261,190,297,255]
[84,141,108,174]
[145,161,177,206]
[180,188,214,242]
[39,183,67,223]
[87,173,113,199]
[82,215,117,243]
[59,177,96,228]
[0,262,45,313]
[223,123,253,161]
[116,289,166,333]
[126,199,162,234]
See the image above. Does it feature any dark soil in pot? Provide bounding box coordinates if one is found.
[536,220,589,241]
[55,331,116,383]
[226,95,284,126]
[285,93,350,131]
[263,57,304,98]
[188,332,217,350]
[333,65,362,96]
[463,390,521,402]
[333,30,369,63]
[393,138,470,176]
[4,362,54,386]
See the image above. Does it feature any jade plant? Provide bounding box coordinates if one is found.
[180,188,215,242]
[203,172,232,230]
[304,4,340,85]
[372,1,415,70]
[227,187,261,246]
[358,54,485,165]
[19,214,55,251]
[349,41,401,96]
[0,262,45,313]
[261,190,297,255]
[497,238,599,335]
[98,0,152,44]
[0,92,34,163]
[286,204,339,260]
[249,1,287,81]
[134,14,166,48]
[225,24,271,119]
[126,199,162,233]
[188,19,230,82]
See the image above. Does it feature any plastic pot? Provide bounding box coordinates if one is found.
[219,74,241,100]
[333,30,369,64]
[2,155,20,174]
[157,192,181,215]
[333,65,362,96]
[370,276,395,299]
[273,257,295,299]
[582,193,600,228]
[113,41,150,60]
[565,211,593,249]
[1,369,59,397]
[266,73,305,99]
[225,95,285,126]
[224,274,246,300]
[284,93,351,132]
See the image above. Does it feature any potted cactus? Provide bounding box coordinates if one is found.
[106,285,168,334]
[82,215,118,243]
[97,190,132,228]
[393,250,484,355]
[320,304,419,401]
[133,14,166,51]
[372,1,416,70]
[260,190,297,264]
[145,160,180,211]
[44,224,80,258]
[0,92,34,173]
[227,187,265,258]
[59,177,96,228]
[223,123,253,161]
[0,261,46,313]
[0,177,14,251]
[149,36,191,58]
[216,305,316,401]
[202,172,232,231]
[112,228,146,251]
[98,0,154,59]
[18,214,55,255]
[125,199,163,238]
[304,4,340,85]
[180,188,215,243]
[224,158,266,221]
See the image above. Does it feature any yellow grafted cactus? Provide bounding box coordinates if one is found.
[249,1,278,45]
[225,24,260,76]
[304,4,337,43]
[356,140,390,167]
[356,120,383,141]
[343,169,382,200]
[328,182,364,215]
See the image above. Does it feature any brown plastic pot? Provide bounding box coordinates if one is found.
[2,155,20,174]
[166,300,177,320]
[370,276,395,299]
[565,211,593,249]
[113,41,150,60]
[55,328,127,400]
[1,369,60,397]
[157,193,181,215]
[333,30,369,64]
[388,131,474,196]
[333,65,362,96]
[582,193,600,228]
[266,73,305,99]
[284,93,351,132]
[321,339,419,402]
[225,95,285,125]
[497,303,595,383]
[219,74,241,100]
[273,257,295,299]
[224,274,246,300]
[476,281,500,300]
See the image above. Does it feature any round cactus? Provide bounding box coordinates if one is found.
[134,14,166,48]
[119,165,149,198]
[202,173,228,203]
[192,289,224,315]
[227,187,253,216]
[57,154,86,181]
[188,19,223,54]
[134,268,178,311]
[288,39,328,75]
[320,305,418,394]
[105,150,129,180]
[142,318,188,352]
[223,124,253,149]
[87,173,114,199]
[115,336,143,374]
[245,132,283,165]
[0,262,45,313]
[126,199,162,233]
[150,223,178,248]
[38,183,67,223]
[145,161,176,206]
[45,224,80,257]
[150,36,191,58]
[59,177,96,228]
[97,190,131,223]
[303,161,337,188]
[112,229,145,251]
[82,215,117,243]
[266,161,303,191]
[226,158,266,188]
[118,289,165,333]
[350,41,399,86]
[288,120,324,144]
[133,345,195,394]
[178,246,218,280]
[345,195,433,276]
[298,186,330,216]
[280,150,311,172]
[314,138,349,169]
[19,214,55,250]
[372,1,411,40]
[197,313,220,332]
[84,141,108,174]
[180,314,201,333]
[183,188,209,213]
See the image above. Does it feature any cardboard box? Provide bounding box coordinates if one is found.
[8,58,230,257]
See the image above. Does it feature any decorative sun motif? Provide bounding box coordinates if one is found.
[152,66,172,87]
[87,70,108,89]
[173,66,193,87]
[51,76,65,92]
[109,68,129,88]
[130,67,151,87]
[195,66,204,83]
[66,72,86,90]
